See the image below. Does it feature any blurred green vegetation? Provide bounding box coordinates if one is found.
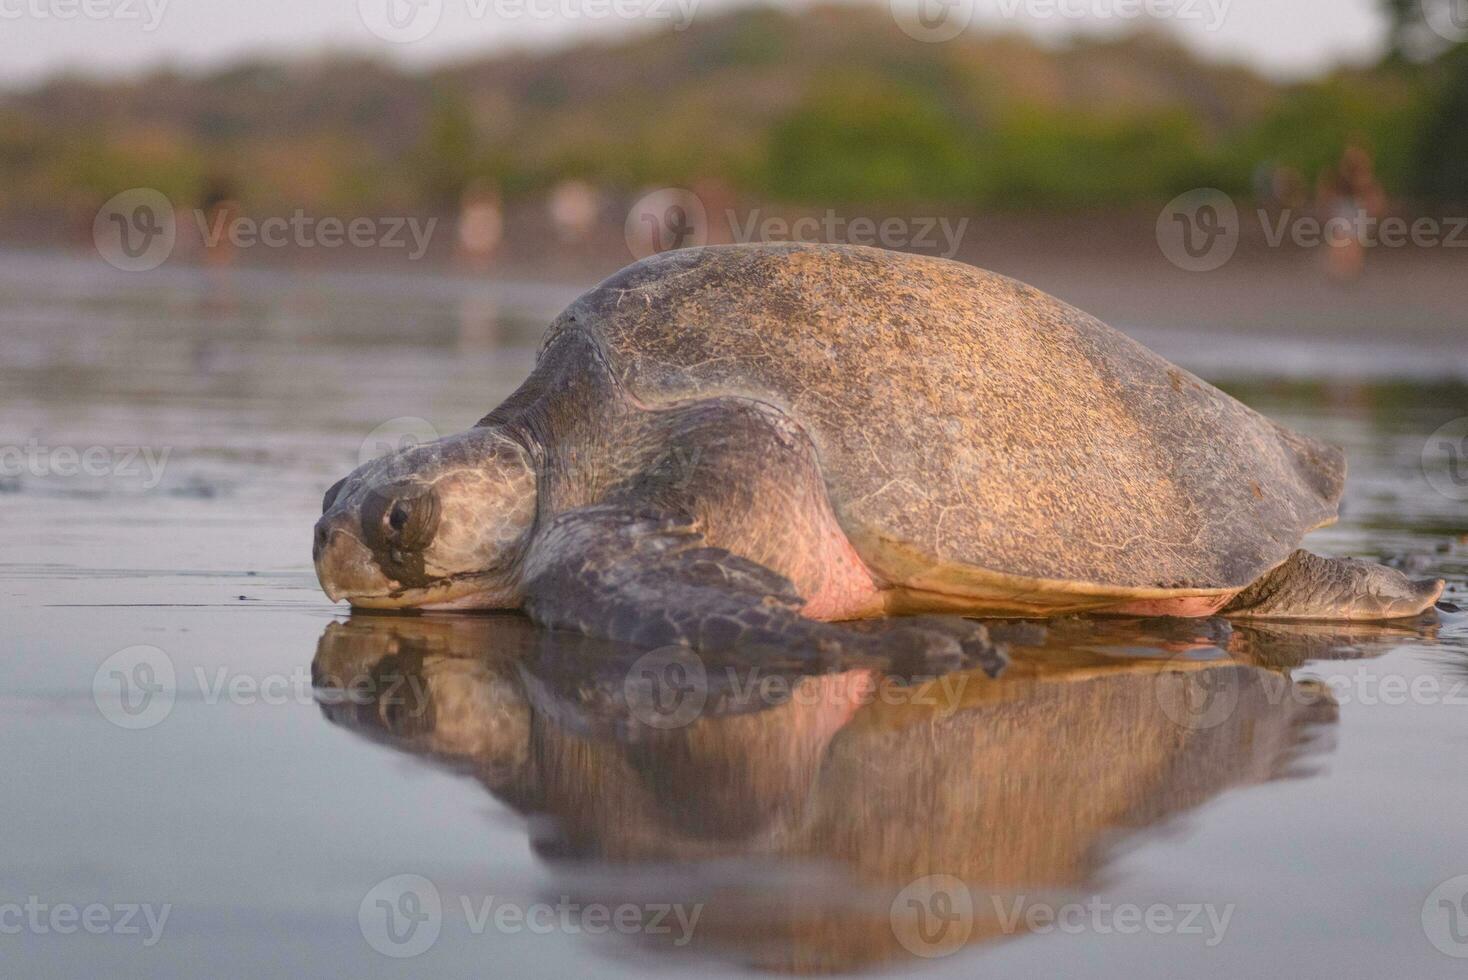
[0,4,1463,223]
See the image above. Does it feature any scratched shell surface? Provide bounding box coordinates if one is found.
[543,243,1344,592]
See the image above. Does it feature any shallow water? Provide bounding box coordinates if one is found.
[2,250,1467,978]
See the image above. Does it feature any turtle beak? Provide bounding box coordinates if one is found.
[314,515,390,603]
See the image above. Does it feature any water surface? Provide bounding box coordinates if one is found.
[2,251,1466,977]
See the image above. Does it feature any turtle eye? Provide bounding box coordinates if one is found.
[377,490,440,550]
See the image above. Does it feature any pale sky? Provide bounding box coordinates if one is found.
[0,0,1389,85]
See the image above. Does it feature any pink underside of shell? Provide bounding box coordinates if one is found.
[794,518,887,622]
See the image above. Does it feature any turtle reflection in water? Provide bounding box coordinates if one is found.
[305,613,1438,972]
[314,245,1444,671]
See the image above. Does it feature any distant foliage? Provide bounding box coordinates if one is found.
[1,6,1464,220]
[1412,48,1468,202]
[765,75,980,203]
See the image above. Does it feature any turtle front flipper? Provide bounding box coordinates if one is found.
[521,503,1007,675]
[1222,550,1445,621]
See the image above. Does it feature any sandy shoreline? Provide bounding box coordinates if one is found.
[5,206,1465,375]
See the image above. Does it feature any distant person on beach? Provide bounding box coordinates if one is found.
[198,178,242,268]
[456,178,503,270]
[1315,141,1386,282]
[547,180,602,244]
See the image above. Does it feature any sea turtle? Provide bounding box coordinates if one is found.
[313,244,1444,662]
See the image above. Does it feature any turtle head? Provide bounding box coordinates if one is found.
[313,428,537,610]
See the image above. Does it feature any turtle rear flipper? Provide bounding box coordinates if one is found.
[1223,550,1444,621]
